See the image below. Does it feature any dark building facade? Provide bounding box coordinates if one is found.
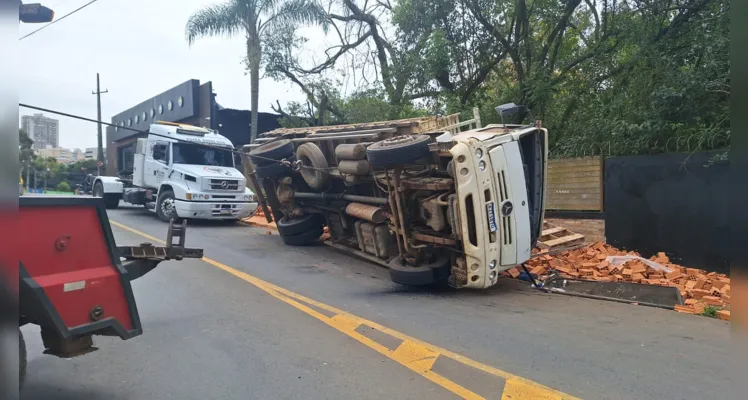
[105,79,280,175]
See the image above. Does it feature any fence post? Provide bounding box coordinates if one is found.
[473,107,482,129]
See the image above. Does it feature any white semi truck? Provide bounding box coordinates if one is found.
[93,121,258,222]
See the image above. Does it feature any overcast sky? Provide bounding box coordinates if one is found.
[19,0,326,150]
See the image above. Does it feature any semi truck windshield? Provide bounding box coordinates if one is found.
[172,143,234,167]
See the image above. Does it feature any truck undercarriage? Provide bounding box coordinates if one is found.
[244,109,547,289]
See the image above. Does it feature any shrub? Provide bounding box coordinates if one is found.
[56,181,71,192]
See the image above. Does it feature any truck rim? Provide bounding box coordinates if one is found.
[160,197,175,217]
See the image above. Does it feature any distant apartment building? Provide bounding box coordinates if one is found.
[84,147,99,160]
[21,113,59,150]
[36,147,85,164]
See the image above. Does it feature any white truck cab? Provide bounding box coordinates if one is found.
[94,121,258,222]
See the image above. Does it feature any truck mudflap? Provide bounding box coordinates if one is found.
[19,197,202,354]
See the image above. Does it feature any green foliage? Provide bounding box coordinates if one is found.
[701,305,719,318]
[56,181,71,193]
[262,0,729,159]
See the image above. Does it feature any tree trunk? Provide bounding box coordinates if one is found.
[248,41,262,143]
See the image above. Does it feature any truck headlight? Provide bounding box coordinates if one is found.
[489,271,497,280]
[190,193,210,200]
[475,148,483,159]
[489,260,496,269]
[479,161,486,171]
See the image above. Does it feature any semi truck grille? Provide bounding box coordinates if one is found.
[211,204,242,216]
[209,179,240,191]
[497,170,513,245]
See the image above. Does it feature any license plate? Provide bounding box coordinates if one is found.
[220,209,233,215]
[486,201,498,232]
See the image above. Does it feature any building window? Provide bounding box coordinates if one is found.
[150,108,155,118]
[135,115,139,123]
[127,118,132,126]
[167,100,173,111]
[142,111,147,121]
[177,96,184,107]
[158,104,163,114]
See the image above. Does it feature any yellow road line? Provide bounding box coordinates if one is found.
[111,220,580,400]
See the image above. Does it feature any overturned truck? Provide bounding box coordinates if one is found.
[243,106,547,289]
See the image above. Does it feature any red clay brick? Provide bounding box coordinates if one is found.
[702,296,723,306]
[674,305,695,314]
[717,310,730,321]
[691,289,711,299]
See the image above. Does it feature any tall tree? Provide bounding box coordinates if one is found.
[185,0,328,143]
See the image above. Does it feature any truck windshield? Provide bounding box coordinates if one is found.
[172,142,234,167]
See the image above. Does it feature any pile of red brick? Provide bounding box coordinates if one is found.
[504,242,731,320]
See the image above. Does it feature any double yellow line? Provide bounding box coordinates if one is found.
[111,220,579,400]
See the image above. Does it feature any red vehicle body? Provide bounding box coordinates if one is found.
[17,197,201,388]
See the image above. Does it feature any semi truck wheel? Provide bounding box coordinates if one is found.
[296,143,330,190]
[277,214,324,236]
[156,190,177,222]
[279,225,324,246]
[19,329,26,390]
[366,135,431,169]
[93,181,120,209]
[249,139,295,166]
[388,255,451,286]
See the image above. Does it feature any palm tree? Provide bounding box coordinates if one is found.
[186,0,327,143]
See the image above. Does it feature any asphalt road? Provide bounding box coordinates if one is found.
[21,204,731,399]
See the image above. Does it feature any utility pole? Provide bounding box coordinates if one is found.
[92,73,108,175]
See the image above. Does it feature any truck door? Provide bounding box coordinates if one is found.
[144,141,170,188]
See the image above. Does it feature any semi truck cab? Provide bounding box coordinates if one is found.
[94,122,258,221]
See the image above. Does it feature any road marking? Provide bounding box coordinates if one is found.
[111,220,580,400]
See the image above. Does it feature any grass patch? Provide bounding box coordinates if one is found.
[701,305,719,318]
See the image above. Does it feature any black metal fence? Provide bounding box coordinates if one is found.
[604,150,729,273]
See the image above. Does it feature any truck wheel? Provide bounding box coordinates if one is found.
[388,255,451,287]
[93,181,104,198]
[296,143,330,190]
[104,194,120,209]
[93,182,119,209]
[19,329,26,390]
[277,214,324,236]
[156,190,178,222]
[366,135,431,169]
[280,225,324,246]
[254,155,296,180]
[249,139,295,166]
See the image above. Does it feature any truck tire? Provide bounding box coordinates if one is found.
[280,225,324,246]
[156,189,178,222]
[366,135,431,169]
[254,155,296,180]
[277,214,324,236]
[388,255,451,287]
[249,139,295,166]
[19,329,26,391]
[296,143,330,190]
[93,181,120,209]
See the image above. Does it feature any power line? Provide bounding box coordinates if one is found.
[19,0,100,40]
